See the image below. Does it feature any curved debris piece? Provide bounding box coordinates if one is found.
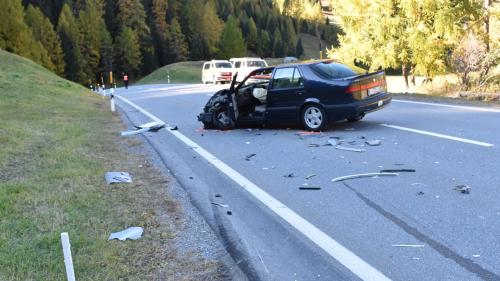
[331,172,399,182]
[108,227,143,241]
[334,145,366,152]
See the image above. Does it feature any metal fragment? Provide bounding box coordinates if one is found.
[299,186,321,190]
[331,172,398,182]
[365,140,382,146]
[105,172,132,184]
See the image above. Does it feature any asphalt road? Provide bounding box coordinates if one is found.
[114,84,500,281]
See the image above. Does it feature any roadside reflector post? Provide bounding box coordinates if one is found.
[60,232,76,281]
[110,88,115,112]
[167,70,170,84]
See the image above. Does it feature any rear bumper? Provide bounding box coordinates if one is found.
[324,93,391,121]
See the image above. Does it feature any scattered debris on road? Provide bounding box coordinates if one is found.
[417,191,425,196]
[296,131,324,139]
[308,143,320,147]
[121,121,165,136]
[334,145,366,153]
[305,174,317,180]
[299,186,321,190]
[226,211,232,215]
[392,244,425,248]
[454,184,471,194]
[214,194,221,198]
[332,172,399,182]
[344,128,355,131]
[326,138,341,146]
[105,172,132,184]
[170,126,178,131]
[283,173,297,178]
[108,227,143,241]
[380,169,416,173]
[365,140,382,146]
[245,153,256,161]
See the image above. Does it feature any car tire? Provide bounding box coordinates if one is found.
[347,113,364,122]
[301,104,328,131]
[212,105,235,130]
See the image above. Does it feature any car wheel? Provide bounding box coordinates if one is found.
[302,104,327,131]
[347,113,365,122]
[213,106,235,130]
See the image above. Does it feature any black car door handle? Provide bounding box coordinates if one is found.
[296,91,304,95]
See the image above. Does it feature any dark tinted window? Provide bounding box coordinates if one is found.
[215,62,232,68]
[310,62,359,79]
[234,61,241,68]
[272,67,302,89]
[247,60,266,67]
[204,64,210,70]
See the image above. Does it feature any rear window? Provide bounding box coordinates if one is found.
[310,62,360,79]
[215,62,232,68]
[247,60,266,67]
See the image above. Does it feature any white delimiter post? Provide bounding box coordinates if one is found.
[110,88,115,112]
[60,232,76,281]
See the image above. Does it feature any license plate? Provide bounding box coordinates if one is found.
[368,86,382,96]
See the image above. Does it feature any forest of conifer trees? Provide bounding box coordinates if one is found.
[0,0,338,85]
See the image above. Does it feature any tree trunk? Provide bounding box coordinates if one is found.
[484,0,491,51]
[402,64,409,89]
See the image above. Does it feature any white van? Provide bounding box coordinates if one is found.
[202,60,233,84]
[230,58,268,82]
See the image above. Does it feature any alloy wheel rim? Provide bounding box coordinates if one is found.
[304,107,322,129]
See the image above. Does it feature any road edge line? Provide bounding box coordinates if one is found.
[115,94,392,281]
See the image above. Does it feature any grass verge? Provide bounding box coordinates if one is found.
[0,50,224,280]
[136,61,204,85]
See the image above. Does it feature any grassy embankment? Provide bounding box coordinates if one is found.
[0,50,222,280]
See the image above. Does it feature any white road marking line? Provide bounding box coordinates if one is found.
[392,99,500,113]
[115,94,391,281]
[380,124,494,147]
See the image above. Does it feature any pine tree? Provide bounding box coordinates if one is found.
[116,0,156,74]
[24,4,66,75]
[167,17,189,62]
[114,26,142,76]
[258,30,271,57]
[0,0,50,66]
[296,38,304,58]
[247,17,258,51]
[78,0,105,80]
[218,16,246,59]
[272,28,283,57]
[57,4,85,82]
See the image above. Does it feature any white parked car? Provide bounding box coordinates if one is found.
[230,57,268,82]
[202,60,233,84]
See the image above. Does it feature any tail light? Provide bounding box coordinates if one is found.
[345,79,386,94]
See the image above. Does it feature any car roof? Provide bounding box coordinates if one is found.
[230,57,265,61]
[209,60,231,63]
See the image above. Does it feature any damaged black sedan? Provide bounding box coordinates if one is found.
[197,60,391,131]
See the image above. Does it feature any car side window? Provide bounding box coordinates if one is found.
[271,67,302,89]
[204,64,209,70]
[235,62,241,68]
[291,68,303,87]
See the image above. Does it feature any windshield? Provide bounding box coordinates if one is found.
[310,62,362,79]
[215,62,232,68]
[247,60,266,67]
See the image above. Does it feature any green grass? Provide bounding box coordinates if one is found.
[0,50,222,280]
[136,61,204,85]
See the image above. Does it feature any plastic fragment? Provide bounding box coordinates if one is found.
[454,184,471,194]
[245,153,256,161]
[305,174,317,180]
[380,169,416,173]
[331,172,398,182]
[365,140,382,146]
[108,227,143,241]
[299,186,321,190]
[170,126,178,131]
[212,202,229,208]
[334,145,366,152]
[308,144,320,147]
[105,172,132,184]
[283,173,296,178]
